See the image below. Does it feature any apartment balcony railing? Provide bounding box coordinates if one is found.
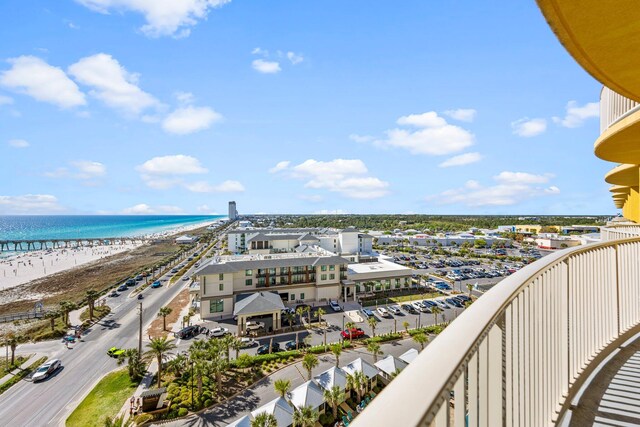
[600,86,640,133]
[353,236,640,427]
[601,223,640,241]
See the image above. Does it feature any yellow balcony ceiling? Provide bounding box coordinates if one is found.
[595,109,640,163]
[609,185,630,194]
[613,194,628,201]
[537,0,640,102]
[605,164,639,186]
[614,200,625,208]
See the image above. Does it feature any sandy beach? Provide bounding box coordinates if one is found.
[0,221,215,292]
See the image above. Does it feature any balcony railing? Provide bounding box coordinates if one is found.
[353,236,640,426]
[601,223,640,241]
[600,86,640,132]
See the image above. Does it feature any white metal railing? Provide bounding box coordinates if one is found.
[601,224,640,241]
[353,238,640,427]
[600,86,640,132]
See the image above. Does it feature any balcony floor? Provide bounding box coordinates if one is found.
[570,336,640,426]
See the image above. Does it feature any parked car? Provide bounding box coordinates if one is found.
[401,304,417,314]
[137,294,144,300]
[411,301,424,312]
[182,276,190,281]
[117,285,128,292]
[209,327,230,338]
[135,275,143,281]
[433,299,449,309]
[422,300,438,308]
[240,337,257,348]
[387,305,401,315]
[151,281,162,288]
[361,308,375,318]
[246,321,265,331]
[282,307,295,316]
[329,300,342,312]
[125,278,136,286]
[257,343,281,355]
[171,268,179,274]
[109,291,119,298]
[341,328,365,339]
[32,359,61,381]
[285,340,309,351]
[446,298,464,308]
[107,347,125,357]
[376,307,391,318]
[175,326,198,339]
[457,295,471,302]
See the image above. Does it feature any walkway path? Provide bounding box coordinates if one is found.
[156,338,421,427]
[0,353,42,388]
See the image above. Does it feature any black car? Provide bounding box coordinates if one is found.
[401,304,417,314]
[446,298,464,308]
[125,278,136,286]
[257,343,282,355]
[175,325,198,339]
[285,340,308,351]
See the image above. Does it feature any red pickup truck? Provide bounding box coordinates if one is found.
[341,328,365,339]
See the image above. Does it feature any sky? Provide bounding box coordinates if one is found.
[0,1,614,216]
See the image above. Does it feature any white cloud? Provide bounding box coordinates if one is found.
[162,106,222,134]
[269,161,291,174]
[45,160,107,180]
[429,171,560,207]
[0,194,64,214]
[175,91,195,105]
[511,117,547,137]
[251,47,269,57]
[443,108,477,122]
[136,154,207,175]
[438,152,483,168]
[349,134,374,143]
[286,51,304,65]
[122,203,155,214]
[0,94,13,105]
[183,180,244,193]
[8,139,29,148]
[0,56,86,108]
[552,101,599,128]
[74,0,231,38]
[252,59,281,74]
[274,158,390,199]
[372,112,475,155]
[197,204,218,214]
[68,53,158,115]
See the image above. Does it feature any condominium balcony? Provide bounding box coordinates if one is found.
[596,87,640,163]
[537,1,640,103]
[353,228,640,426]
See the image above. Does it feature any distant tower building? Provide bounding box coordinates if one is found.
[228,201,238,220]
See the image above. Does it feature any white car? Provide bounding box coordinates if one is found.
[376,307,391,318]
[32,359,61,382]
[245,321,265,331]
[411,301,424,312]
[387,305,401,315]
[434,299,450,309]
[209,327,229,338]
[329,300,342,312]
[240,337,257,348]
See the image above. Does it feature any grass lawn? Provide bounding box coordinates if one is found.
[66,369,139,427]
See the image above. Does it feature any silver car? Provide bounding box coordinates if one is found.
[32,359,61,382]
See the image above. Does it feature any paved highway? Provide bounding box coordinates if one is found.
[0,232,223,427]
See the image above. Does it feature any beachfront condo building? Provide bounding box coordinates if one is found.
[353,2,640,427]
[228,201,237,221]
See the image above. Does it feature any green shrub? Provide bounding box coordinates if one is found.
[134,413,153,425]
[319,412,335,425]
[204,399,213,408]
[177,408,188,417]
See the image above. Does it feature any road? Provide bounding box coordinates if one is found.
[0,233,223,427]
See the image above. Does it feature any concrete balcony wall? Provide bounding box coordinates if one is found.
[353,236,640,427]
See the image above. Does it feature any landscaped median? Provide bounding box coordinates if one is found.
[0,356,47,396]
[66,369,140,427]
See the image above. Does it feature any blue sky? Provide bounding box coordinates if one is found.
[0,1,613,215]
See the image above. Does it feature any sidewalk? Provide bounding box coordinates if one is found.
[118,359,158,422]
[0,352,41,388]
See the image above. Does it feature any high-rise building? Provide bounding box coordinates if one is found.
[228,201,237,221]
[354,3,640,426]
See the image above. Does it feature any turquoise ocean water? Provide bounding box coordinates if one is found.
[0,215,224,252]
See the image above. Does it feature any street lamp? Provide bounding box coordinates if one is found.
[342,314,345,331]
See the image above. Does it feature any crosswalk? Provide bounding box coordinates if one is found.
[594,352,640,426]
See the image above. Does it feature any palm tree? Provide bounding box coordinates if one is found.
[274,378,291,398]
[251,412,277,427]
[230,336,243,359]
[330,343,341,367]
[44,310,59,332]
[157,307,172,331]
[220,334,235,360]
[6,333,20,365]
[345,321,356,344]
[207,340,228,392]
[117,348,145,381]
[305,306,312,324]
[293,405,319,427]
[86,290,99,320]
[296,306,306,324]
[302,353,319,381]
[316,307,325,326]
[466,283,474,298]
[347,371,367,403]
[402,320,410,335]
[412,332,428,350]
[166,353,187,378]
[285,311,296,331]
[431,306,442,326]
[144,336,176,387]
[366,341,383,363]
[367,316,377,337]
[323,385,345,419]
[59,301,76,327]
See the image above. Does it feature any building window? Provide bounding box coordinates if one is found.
[219,283,224,291]
[245,279,252,286]
[281,267,288,275]
[329,273,335,280]
[395,278,400,288]
[245,269,253,276]
[321,265,327,271]
[300,293,305,300]
[321,274,327,280]
[209,299,224,313]
[219,273,224,280]
[329,265,335,271]
[290,293,295,300]
[258,278,266,286]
